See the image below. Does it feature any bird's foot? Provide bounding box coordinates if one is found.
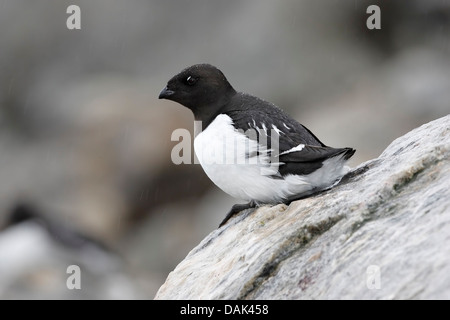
[219,200,257,228]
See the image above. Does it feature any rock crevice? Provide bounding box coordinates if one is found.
[238,214,344,300]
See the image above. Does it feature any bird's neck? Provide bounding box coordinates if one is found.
[193,90,236,129]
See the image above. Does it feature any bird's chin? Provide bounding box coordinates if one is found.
[158,87,175,100]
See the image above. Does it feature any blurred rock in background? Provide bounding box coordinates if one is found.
[0,0,449,299]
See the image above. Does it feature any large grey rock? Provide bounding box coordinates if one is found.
[155,115,450,300]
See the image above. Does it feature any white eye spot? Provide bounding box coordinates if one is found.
[186,76,197,85]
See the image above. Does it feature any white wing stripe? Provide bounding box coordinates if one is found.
[279,143,305,155]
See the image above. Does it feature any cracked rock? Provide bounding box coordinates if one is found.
[155,115,450,300]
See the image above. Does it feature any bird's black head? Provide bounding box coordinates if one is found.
[159,64,236,121]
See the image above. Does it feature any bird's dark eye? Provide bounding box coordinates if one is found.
[186,76,197,86]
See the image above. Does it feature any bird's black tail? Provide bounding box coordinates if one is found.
[340,147,356,160]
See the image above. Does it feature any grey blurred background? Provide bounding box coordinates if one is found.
[0,0,449,299]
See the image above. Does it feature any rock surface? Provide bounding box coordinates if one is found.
[155,115,450,300]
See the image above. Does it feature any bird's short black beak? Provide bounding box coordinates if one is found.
[158,87,175,99]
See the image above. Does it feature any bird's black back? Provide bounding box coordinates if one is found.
[220,92,354,176]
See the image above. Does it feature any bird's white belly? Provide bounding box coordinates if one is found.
[194,114,317,202]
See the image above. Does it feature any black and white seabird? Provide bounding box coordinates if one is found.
[159,64,355,227]
[0,203,136,299]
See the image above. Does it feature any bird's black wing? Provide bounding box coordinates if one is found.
[224,93,355,176]
[277,145,355,175]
